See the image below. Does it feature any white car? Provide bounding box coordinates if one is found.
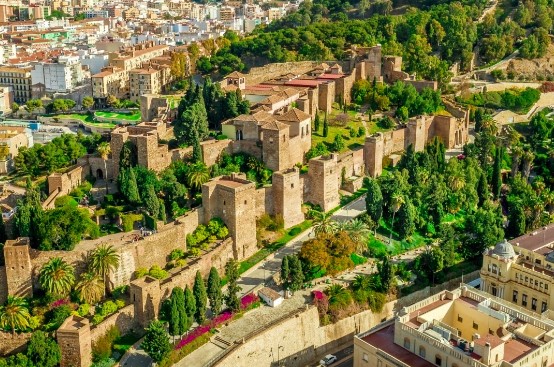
[319,354,337,366]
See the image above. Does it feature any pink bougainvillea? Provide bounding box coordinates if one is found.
[211,311,233,327]
[312,290,324,301]
[175,325,211,350]
[50,298,70,308]
[240,293,258,310]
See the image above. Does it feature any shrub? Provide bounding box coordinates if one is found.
[289,227,302,236]
[98,301,118,317]
[149,265,168,279]
[92,326,120,362]
[54,196,79,208]
[216,134,228,140]
[357,126,365,137]
[170,249,185,260]
[135,268,148,278]
[111,285,129,300]
[45,305,72,331]
[121,213,142,232]
[77,304,90,317]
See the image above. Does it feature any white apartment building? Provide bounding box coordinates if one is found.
[0,41,16,63]
[83,10,109,18]
[31,55,85,93]
[78,49,110,75]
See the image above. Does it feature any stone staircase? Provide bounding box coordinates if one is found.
[211,335,233,349]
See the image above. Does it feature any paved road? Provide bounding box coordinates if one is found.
[238,195,367,296]
[308,344,353,367]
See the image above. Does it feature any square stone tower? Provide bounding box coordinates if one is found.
[272,168,304,228]
[308,154,340,212]
[57,315,92,367]
[3,238,33,298]
[261,120,291,172]
[202,174,257,260]
[364,134,384,178]
[130,276,161,328]
[407,115,428,152]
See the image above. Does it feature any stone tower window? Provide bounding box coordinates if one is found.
[283,135,286,142]
[244,200,247,204]
[291,183,294,189]
[223,201,226,205]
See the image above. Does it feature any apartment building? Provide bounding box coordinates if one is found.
[0,125,32,173]
[481,225,554,316]
[83,10,109,18]
[31,55,85,93]
[0,85,13,114]
[129,67,162,102]
[0,66,32,103]
[354,285,554,367]
[91,42,168,104]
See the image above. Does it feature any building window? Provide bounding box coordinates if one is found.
[542,301,547,313]
[526,276,529,283]
[523,294,528,307]
[489,328,494,335]
[492,264,498,274]
[435,355,442,366]
[362,353,369,362]
[403,338,410,349]
[473,322,478,330]
[546,284,549,290]
[532,298,537,311]
[457,315,463,323]
[513,291,518,303]
[491,286,497,297]
[419,346,426,358]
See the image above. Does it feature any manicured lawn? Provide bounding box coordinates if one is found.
[312,109,366,151]
[51,113,94,123]
[95,111,141,121]
[365,118,395,135]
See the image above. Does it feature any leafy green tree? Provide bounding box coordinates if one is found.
[193,271,208,323]
[142,320,171,363]
[11,102,19,113]
[207,267,223,315]
[88,244,120,295]
[25,99,43,114]
[184,285,196,318]
[395,196,416,239]
[331,134,344,152]
[225,259,241,312]
[186,162,210,192]
[376,257,394,293]
[38,205,98,251]
[388,193,404,243]
[461,200,504,258]
[126,168,140,204]
[26,331,61,367]
[38,258,75,297]
[364,177,383,229]
[0,296,30,334]
[174,102,209,146]
[322,112,329,137]
[81,96,94,110]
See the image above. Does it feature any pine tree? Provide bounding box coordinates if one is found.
[322,112,329,137]
[193,271,208,323]
[142,320,171,363]
[207,267,223,315]
[313,113,321,133]
[492,147,502,200]
[184,285,196,318]
[225,259,241,312]
[280,256,290,290]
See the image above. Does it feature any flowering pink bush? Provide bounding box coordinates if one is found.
[50,298,70,309]
[211,311,233,328]
[175,325,211,350]
[240,293,258,310]
[312,290,324,301]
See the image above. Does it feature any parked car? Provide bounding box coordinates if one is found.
[319,354,337,366]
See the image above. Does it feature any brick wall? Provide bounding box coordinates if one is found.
[89,304,137,343]
[0,332,32,355]
[201,139,232,167]
[244,62,322,86]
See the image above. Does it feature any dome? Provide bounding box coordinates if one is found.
[492,239,516,259]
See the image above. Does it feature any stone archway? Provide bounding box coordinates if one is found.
[96,168,104,179]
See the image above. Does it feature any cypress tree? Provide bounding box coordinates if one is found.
[364,177,383,226]
[288,256,304,294]
[313,112,321,133]
[395,196,416,239]
[193,271,208,323]
[225,259,241,312]
[508,203,526,237]
[174,287,189,333]
[477,171,489,206]
[142,320,171,363]
[158,198,166,222]
[322,112,329,138]
[127,168,140,204]
[144,184,160,219]
[192,134,203,163]
[207,267,223,315]
[492,147,502,200]
[184,285,196,318]
[169,289,181,336]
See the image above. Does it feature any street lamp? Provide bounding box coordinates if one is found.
[263,262,267,286]
[277,344,284,366]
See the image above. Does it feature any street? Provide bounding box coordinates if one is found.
[309,345,353,367]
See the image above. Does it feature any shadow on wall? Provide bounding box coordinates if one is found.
[271,334,353,367]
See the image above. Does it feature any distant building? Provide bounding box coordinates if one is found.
[31,55,85,93]
[354,285,554,367]
[481,226,554,316]
[0,125,33,173]
[0,66,32,103]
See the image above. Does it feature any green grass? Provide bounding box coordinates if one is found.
[236,220,313,275]
[95,111,141,121]
[113,333,141,355]
[312,109,367,151]
[365,118,395,135]
[351,253,367,265]
[51,113,94,123]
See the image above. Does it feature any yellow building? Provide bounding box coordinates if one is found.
[0,66,32,103]
[0,125,32,173]
[481,226,554,316]
[354,285,554,367]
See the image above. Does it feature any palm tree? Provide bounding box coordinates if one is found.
[89,244,120,296]
[341,219,370,254]
[186,162,210,191]
[388,193,404,244]
[522,150,534,181]
[311,210,337,236]
[97,142,111,191]
[352,275,371,291]
[511,145,523,178]
[38,258,75,297]
[0,296,31,335]
[75,272,104,305]
[325,284,350,306]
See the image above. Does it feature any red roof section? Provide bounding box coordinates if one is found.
[284,79,326,87]
[317,73,344,80]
